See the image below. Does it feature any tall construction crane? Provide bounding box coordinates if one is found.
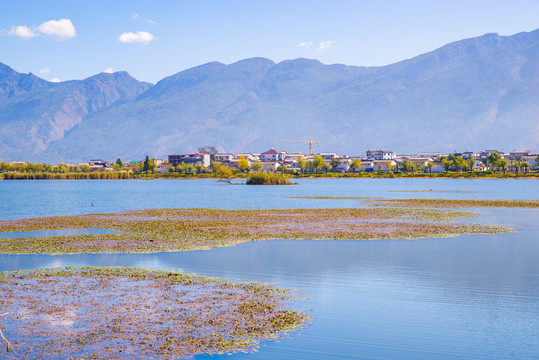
[277,136,320,155]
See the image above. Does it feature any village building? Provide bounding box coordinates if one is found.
[462,151,481,160]
[509,150,531,160]
[320,152,340,160]
[366,149,396,160]
[87,159,114,171]
[214,153,235,162]
[283,152,306,162]
[152,159,168,167]
[260,161,281,172]
[260,149,283,162]
[419,152,442,159]
[363,159,398,172]
[168,153,211,168]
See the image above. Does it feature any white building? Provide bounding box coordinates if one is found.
[366,149,396,160]
[260,149,283,162]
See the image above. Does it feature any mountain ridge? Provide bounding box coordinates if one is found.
[1,28,538,162]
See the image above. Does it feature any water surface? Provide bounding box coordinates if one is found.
[1,178,538,359]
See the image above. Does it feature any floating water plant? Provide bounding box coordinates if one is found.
[286,196,376,199]
[0,267,309,359]
[0,208,512,255]
[365,199,539,208]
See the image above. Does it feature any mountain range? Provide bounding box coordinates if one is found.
[1,28,538,163]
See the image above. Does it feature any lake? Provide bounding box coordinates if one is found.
[1,178,538,359]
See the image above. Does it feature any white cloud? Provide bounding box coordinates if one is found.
[317,40,335,52]
[39,67,51,74]
[8,25,37,39]
[130,12,157,24]
[37,19,76,41]
[103,67,115,73]
[118,31,155,45]
[4,19,76,41]
[49,77,61,83]
[299,41,313,48]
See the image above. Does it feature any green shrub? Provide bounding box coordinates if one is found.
[246,172,294,185]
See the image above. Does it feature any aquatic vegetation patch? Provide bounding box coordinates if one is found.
[0,208,512,254]
[388,190,479,193]
[366,199,539,208]
[0,267,308,359]
[286,196,377,199]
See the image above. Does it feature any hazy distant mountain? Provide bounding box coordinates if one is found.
[0,63,55,100]
[1,29,538,162]
[0,71,151,159]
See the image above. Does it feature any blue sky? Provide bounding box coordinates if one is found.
[1,0,538,83]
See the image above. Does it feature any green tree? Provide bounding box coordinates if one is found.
[116,158,123,169]
[196,163,205,174]
[405,161,415,173]
[442,159,451,171]
[210,161,220,174]
[426,161,434,174]
[466,156,476,172]
[237,155,250,173]
[142,156,154,174]
[350,159,361,173]
[487,151,502,172]
[216,165,234,183]
[453,156,467,171]
[305,160,314,173]
[329,158,342,172]
[513,160,521,174]
[499,158,508,174]
[321,163,329,173]
[312,154,324,173]
[297,156,306,174]
[252,161,263,172]
[185,164,196,174]
[176,162,186,173]
[521,161,530,174]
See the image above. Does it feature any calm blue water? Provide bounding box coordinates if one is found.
[1,179,539,359]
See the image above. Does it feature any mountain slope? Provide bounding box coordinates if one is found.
[2,29,539,162]
[0,63,56,100]
[0,71,152,159]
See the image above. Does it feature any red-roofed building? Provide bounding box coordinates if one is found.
[260,148,283,162]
